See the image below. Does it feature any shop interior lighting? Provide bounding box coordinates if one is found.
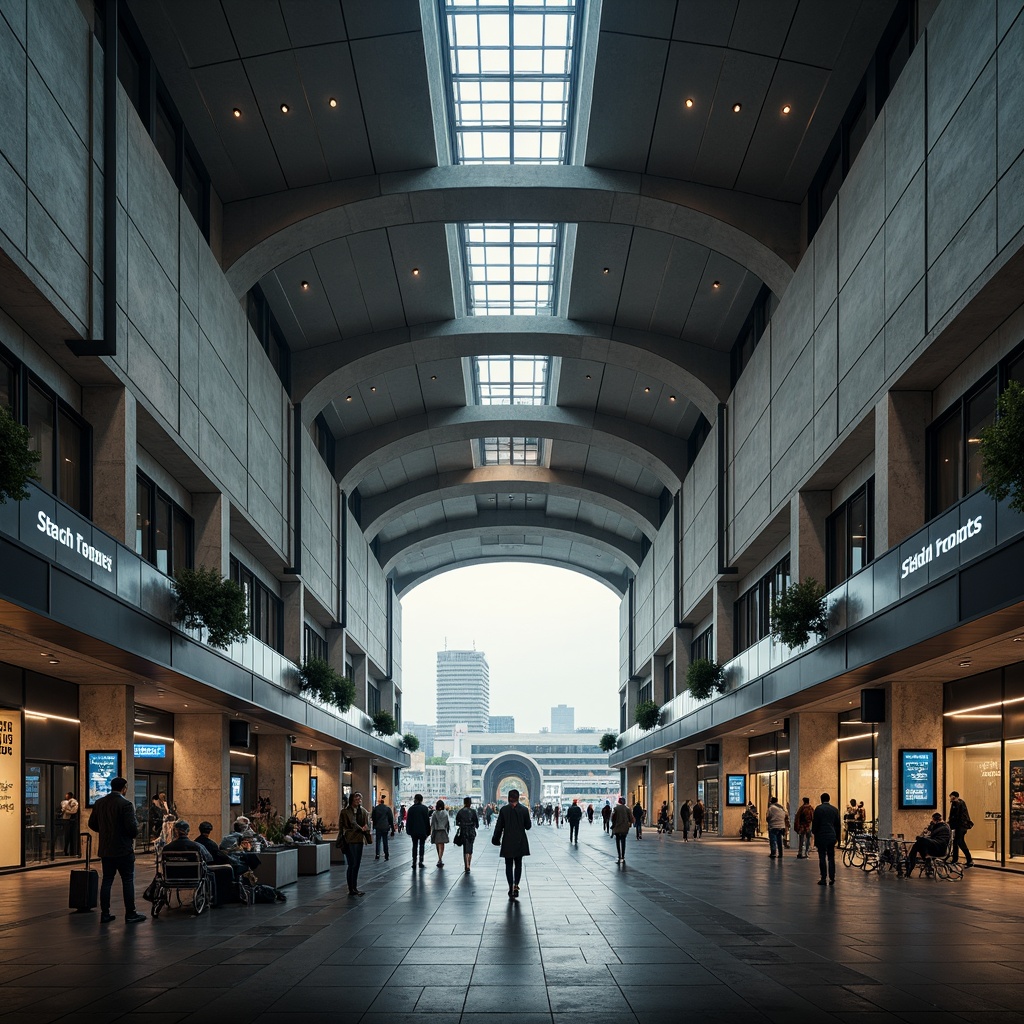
[837,732,875,743]
[943,694,1024,716]
[135,731,175,743]
[25,710,81,724]
[230,749,256,758]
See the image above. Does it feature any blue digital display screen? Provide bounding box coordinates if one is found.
[230,775,243,806]
[899,749,936,809]
[133,744,165,759]
[726,774,746,806]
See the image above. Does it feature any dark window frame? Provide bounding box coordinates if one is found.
[826,478,875,588]
[245,285,292,391]
[691,625,714,664]
[135,470,193,576]
[229,555,284,653]
[303,624,328,663]
[734,555,791,655]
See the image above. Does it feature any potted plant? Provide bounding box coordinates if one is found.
[981,380,1024,513]
[298,658,356,713]
[372,709,397,736]
[0,404,40,503]
[599,732,619,753]
[770,577,829,649]
[171,565,249,650]
[686,658,725,701]
[401,732,420,752]
[634,699,662,731]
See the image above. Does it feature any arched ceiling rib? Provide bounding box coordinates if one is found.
[358,466,662,542]
[294,317,729,424]
[222,167,798,299]
[377,511,643,577]
[335,406,690,494]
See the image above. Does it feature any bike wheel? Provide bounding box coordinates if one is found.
[193,881,208,915]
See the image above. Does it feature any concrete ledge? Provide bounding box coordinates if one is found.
[253,847,298,888]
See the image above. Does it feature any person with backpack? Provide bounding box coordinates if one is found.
[794,797,815,859]
[692,799,705,839]
[601,800,612,834]
[948,791,974,867]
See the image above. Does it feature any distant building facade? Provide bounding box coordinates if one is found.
[404,721,436,758]
[550,704,574,732]
[489,715,515,733]
[436,649,489,750]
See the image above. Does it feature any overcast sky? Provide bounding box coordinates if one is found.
[399,563,621,734]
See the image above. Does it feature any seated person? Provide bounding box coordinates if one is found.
[219,816,260,850]
[162,820,213,863]
[283,822,310,844]
[905,813,952,873]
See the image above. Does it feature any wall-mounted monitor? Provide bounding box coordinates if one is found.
[86,750,121,806]
[230,775,243,806]
[899,749,936,809]
[726,774,746,806]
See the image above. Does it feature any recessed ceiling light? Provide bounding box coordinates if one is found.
[301,281,309,291]
[644,387,651,393]
[602,267,609,275]
[732,103,741,113]
[329,97,337,108]
[585,374,591,380]
[370,386,377,392]
[48,657,60,665]
[712,280,721,289]
[430,375,437,381]
[183,703,189,707]
[684,98,694,109]
[782,104,792,115]
[412,267,420,276]
[669,395,676,402]
[345,395,352,402]
[960,660,972,668]
[280,103,289,113]
[232,107,241,118]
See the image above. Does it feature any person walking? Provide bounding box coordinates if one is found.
[611,797,632,863]
[406,793,430,869]
[87,776,145,924]
[632,800,645,840]
[397,805,406,833]
[601,800,612,834]
[371,793,395,861]
[60,791,80,856]
[586,803,594,825]
[455,796,479,872]
[430,799,450,868]
[492,788,531,899]
[679,799,692,841]
[794,796,814,859]
[566,799,583,844]
[340,792,372,895]
[766,795,787,859]
[947,791,974,867]
[553,803,561,828]
[692,798,704,839]
[811,792,842,886]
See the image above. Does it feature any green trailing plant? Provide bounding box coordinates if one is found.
[686,658,726,701]
[171,565,249,650]
[402,732,420,752]
[599,732,619,753]
[298,657,356,713]
[634,699,662,731]
[0,404,40,503]
[770,577,829,649]
[981,380,1024,514]
[372,709,397,736]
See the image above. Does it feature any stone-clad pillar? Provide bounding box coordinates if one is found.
[316,749,342,829]
[713,581,738,664]
[282,581,303,665]
[193,493,230,576]
[649,756,671,822]
[79,684,134,806]
[720,733,747,838]
[876,392,931,549]
[878,680,943,839]
[675,748,698,808]
[348,755,373,806]
[173,713,229,839]
[256,733,291,821]
[789,712,837,810]
[83,386,136,546]
[792,491,830,584]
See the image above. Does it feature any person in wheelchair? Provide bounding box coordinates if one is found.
[163,820,213,862]
[905,813,951,875]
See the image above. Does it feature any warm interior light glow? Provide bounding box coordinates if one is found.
[230,749,256,758]
[233,108,241,118]
[412,267,420,276]
[602,267,609,274]
[684,98,694,108]
[732,103,741,113]
[135,730,175,743]
[712,281,721,289]
[329,98,337,108]
[370,386,377,392]
[943,695,1024,716]
[301,281,309,291]
[345,395,352,402]
[644,387,650,393]
[280,103,289,113]
[669,395,676,402]
[782,104,791,114]
[837,732,875,743]
[26,710,82,725]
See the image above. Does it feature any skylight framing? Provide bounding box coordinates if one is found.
[474,354,550,405]
[462,221,561,316]
[479,436,543,465]
[439,0,583,167]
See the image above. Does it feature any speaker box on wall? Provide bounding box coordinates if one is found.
[704,743,720,763]
[861,689,886,723]
[229,720,250,748]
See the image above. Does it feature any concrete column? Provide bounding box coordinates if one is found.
[672,626,693,694]
[173,713,229,839]
[83,386,136,546]
[348,755,373,804]
[876,392,931,549]
[791,491,830,584]
[720,733,747,838]
[789,712,838,810]
[316,748,342,831]
[351,653,368,713]
[675,748,698,806]
[282,581,303,665]
[652,655,666,705]
[878,680,944,839]
[713,581,738,663]
[256,733,291,819]
[79,684,134,805]
[193,492,230,575]
[649,756,671,821]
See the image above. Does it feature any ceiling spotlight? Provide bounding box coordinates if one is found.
[280,103,289,113]
[370,386,377,392]
[712,280,721,289]
[602,267,609,275]
[644,387,651,393]
[732,103,742,113]
[345,395,352,402]
[1014,637,1023,642]
[669,395,676,402]
[959,660,972,668]
[430,375,437,381]
[684,98,694,109]
[183,703,189,708]
[301,281,309,291]
[232,107,241,118]
[329,97,338,108]
[585,374,591,380]
[48,657,60,665]
[782,103,792,115]
[412,267,420,276]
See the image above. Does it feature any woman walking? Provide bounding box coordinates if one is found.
[340,792,371,896]
[492,788,531,899]
[455,796,479,872]
[430,799,450,868]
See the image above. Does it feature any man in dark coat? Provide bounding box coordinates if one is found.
[88,776,145,924]
[162,820,212,862]
[565,799,583,844]
[492,789,531,899]
[811,792,842,886]
[947,791,974,867]
[405,792,431,869]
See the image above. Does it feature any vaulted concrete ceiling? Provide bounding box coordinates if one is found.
[131,0,899,595]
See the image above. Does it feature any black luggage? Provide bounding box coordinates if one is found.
[207,864,236,907]
[69,832,98,912]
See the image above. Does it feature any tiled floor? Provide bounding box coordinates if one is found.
[2,823,1023,1023]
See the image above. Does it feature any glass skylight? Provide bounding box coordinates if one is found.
[463,222,559,316]
[474,354,549,404]
[441,0,580,166]
[481,437,541,465]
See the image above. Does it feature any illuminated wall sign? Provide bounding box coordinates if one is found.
[134,744,166,759]
[86,750,121,806]
[899,748,936,809]
[0,712,22,869]
[726,774,746,806]
[36,510,113,572]
[901,516,983,579]
[230,775,243,805]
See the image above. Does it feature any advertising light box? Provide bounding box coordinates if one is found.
[134,743,166,759]
[899,749,936,809]
[726,774,747,806]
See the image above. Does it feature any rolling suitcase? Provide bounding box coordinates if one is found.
[69,832,98,912]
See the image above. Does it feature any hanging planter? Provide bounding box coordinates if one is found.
[171,566,249,650]
[372,709,397,736]
[634,699,662,731]
[599,732,619,752]
[981,380,1024,513]
[769,577,829,649]
[0,404,40,503]
[298,657,356,713]
[402,732,420,752]
[686,658,725,701]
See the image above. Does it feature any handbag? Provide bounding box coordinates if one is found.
[454,827,464,847]
[965,819,974,830]
[141,876,159,902]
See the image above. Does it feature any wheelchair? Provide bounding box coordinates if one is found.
[150,850,214,917]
